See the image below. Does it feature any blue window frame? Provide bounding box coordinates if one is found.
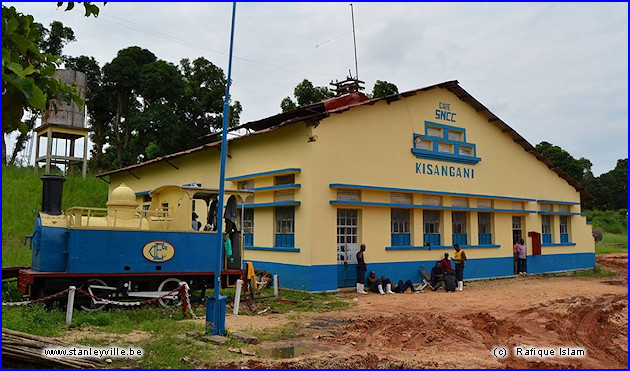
[242,209,254,247]
[560,215,569,243]
[391,209,411,246]
[423,210,441,246]
[411,121,481,165]
[542,215,552,244]
[478,212,492,244]
[452,211,467,245]
[275,206,294,248]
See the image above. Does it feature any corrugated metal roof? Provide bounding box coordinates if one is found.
[97,80,590,200]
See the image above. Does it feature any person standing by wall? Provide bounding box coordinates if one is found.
[452,244,467,291]
[517,239,527,275]
[356,244,368,294]
[513,238,520,274]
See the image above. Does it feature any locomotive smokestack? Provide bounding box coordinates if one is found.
[41,175,66,215]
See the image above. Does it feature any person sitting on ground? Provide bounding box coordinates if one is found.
[366,271,394,294]
[440,252,454,274]
[391,279,419,293]
[430,261,446,291]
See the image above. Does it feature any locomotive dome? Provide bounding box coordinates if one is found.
[106,183,139,207]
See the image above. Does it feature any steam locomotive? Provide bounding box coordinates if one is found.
[17,175,252,310]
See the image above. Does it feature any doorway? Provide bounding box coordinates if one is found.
[337,209,359,288]
[512,216,522,274]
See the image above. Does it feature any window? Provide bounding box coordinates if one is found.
[242,209,254,246]
[275,207,294,247]
[438,142,453,153]
[423,210,440,246]
[414,137,432,151]
[459,146,473,156]
[337,190,360,201]
[451,197,468,207]
[560,215,569,243]
[477,199,492,209]
[423,195,441,206]
[275,189,295,202]
[512,202,524,210]
[540,203,552,212]
[391,209,411,246]
[558,205,570,213]
[452,212,468,245]
[478,213,492,244]
[512,216,523,242]
[542,215,552,244]
[391,192,412,204]
[275,174,295,185]
[448,130,462,141]
[427,126,442,138]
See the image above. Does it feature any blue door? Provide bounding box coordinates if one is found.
[337,209,359,288]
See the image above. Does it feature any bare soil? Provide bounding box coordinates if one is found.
[216,254,628,369]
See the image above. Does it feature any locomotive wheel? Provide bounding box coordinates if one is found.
[78,279,109,312]
[157,278,183,308]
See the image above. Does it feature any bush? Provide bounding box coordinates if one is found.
[583,209,628,234]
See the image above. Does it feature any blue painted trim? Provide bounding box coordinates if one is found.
[586,221,593,225]
[244,261,335,291]
[330,200,537,214]
[241,201,301,209]
[536,199,581,205]
[247,253,595,291]
[538,211,582,216]
[244,246,300,252]
[542,243,577,247]
[329,183,536,202]
[410,148,481,165]
[226,168,301,181]
[385,244,501,251]
[249,184,301,192]
[386,246,433,251]
[135,190,151,195]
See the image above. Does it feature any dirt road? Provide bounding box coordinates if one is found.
[218,254,628,369]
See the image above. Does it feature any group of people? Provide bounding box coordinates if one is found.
[356,243,468,294]
[513,238,527,274]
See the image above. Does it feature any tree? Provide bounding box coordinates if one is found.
[535,141,591,183]
[37,21,76,56]
[370,80,398,98]
[64,55,114,172]
[280,79,334,112]
[598,159,628,210]
[280,97,296,112]
[102,46,157,167]
[2,6,83,164]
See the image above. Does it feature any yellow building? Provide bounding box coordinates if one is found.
[99,80,594,291]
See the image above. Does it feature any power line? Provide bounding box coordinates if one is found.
[96,14,332,78]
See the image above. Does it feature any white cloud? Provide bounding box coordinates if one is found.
[4,2,627,175]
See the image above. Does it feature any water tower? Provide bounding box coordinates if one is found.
[34,69,89,178]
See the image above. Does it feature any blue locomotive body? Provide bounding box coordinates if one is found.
[19,179,251,308]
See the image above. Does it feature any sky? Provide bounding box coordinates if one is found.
[5,2,628,176]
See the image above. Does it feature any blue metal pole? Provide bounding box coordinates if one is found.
[208,2,236,336]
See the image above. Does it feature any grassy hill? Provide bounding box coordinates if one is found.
[2,165,108,266]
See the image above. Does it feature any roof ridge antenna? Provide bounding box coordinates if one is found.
[330,3,365,97]
[351,3,359,81]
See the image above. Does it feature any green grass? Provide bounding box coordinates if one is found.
[596,233,628,254]
[572,264,616,278]
[583,209,628,234]
[2,165,108,266]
